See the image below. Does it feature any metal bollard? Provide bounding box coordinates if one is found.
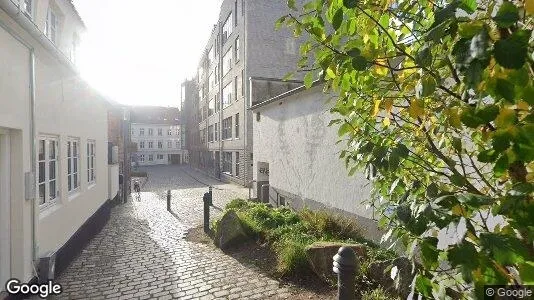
[167,190,171,212]
[203,192,211,234]
[333,247,358,300]
[208,186,213,206]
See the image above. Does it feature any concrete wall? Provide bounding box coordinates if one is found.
[252,86,381,241]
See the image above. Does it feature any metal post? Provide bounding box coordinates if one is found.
[333,247,358,300]
[203,192,211,233]
[167,190,171,212]
[208,186,213,206]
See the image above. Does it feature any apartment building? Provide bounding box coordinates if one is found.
[187,0,303,186]
[130,106,186,166]
[0,0,116,291]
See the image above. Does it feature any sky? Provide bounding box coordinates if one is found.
[73,0,222,107]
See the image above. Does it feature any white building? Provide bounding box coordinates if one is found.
[0,0,117,292]
[131,123,186,166]
[251,85,382,242]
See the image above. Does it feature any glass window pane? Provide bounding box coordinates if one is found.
[68,175,72,191]
[73,142,78,157]
[91,170,94,181]
[74,173,78,188]
[38,162,45,183]
[49,141,55,159]
[67,141,71,158]
[49,161,56,180]
[38,140,45,161]
[49,180,56,200]
[39,184,45,204]
[68,158,72,174]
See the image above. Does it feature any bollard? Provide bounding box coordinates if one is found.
[208,186,213,206]
[333,246,358,300]
[203,192,210,234]
[167,190,171,212]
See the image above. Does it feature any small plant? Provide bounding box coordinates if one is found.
[299,208,363,241]
[361,287,397,300]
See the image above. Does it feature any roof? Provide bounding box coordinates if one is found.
[250,80,324,111]
[68,1,86,29]
[129,106,181,125]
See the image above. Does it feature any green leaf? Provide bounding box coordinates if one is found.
[459,0,477,14]
[478,149,499,162]
[346,48,361,57]
[338,122,352,136]
[477,105,499,123]
[332,9,344,31]
[343,0,358,9]
[492,130,512,152]
[415,46,432,68]
[480,233,529,265]
[493,2,519,28]
[495,79,516,102]
[415,274,433,297]
[282,72,295,81]
[494,30,531,69]
[448,242,479,269]
[452,137,462,153]
[425,183,439,198]
[518,261,534,285]
[304,72,314,88]
[493,153,510,176]
[275,16,287,30]
[420,237,439,269]
[458,21,483,38]
[416,75,436,98]
[450,174,466,187]
[393,144,410,158]
[461,107,484,128]
[351,56,368,71]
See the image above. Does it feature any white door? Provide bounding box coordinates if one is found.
[0,131,11,289]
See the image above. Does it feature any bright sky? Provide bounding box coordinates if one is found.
[73,0,222,107]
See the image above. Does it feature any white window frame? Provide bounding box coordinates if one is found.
[222,81,233,108]
[175,140,180,148]
[148,128,154,136]
[235,37,240,62]
[148,141,154,149]
[167,141,172,148]
[37,136,59,210]
[139,154,145,162]
[158,141,163,149]
[222,12,233,43]
[139,128,145,136]
[45,7,59,44]
[157,154,164,160]
[148,154,154,162]
[22,0,33,19]
[235,113,240,139]
[87,140,96,185]
[235,152,240,177]
[223,47,233,76]
[158,128,163,136]
[139,141,145,149]
[168,129,172,136]
[67,138,81,194]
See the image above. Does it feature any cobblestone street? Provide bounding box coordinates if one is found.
[54,165,293,299]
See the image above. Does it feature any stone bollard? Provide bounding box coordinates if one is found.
[167,190,171,212]
[333,246,358,300]
[203,191,211,234]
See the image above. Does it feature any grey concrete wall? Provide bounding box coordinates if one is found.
[252,85,381,241]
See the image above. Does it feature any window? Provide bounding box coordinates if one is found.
[223,152,233,174]
[148,128,154,136]
[208,98,214,116]
[67,139,80,193]
[158,141,163,149]
[148,141,154,149]
[22,0,32,18]
[158,128,163,136]
[167,141,172,148]
[131,128,135,136]
[45,8,58,44]
[87,141,96,184]
[139,141,145,149]
[235,37,240,61]
[208,46,214,66]
[139,154,145,162]
[200,129,206,144]
[234,76,239,101]
[209,72,215,91]
[222,117,233,140]
[157,154,164,160]
[242,69,245,96]
[168,129,172,136]
[215,94,220,113]
[38,137,59,207]
[139,128,145,136]
[214,66,219,84]
[223,48,232,76]
[148,154,154,161]
[223,81,233,108]
[208,125,214,142]
[222,12,233,43]
[235,1,238,26]
[176,140,180,148]
[235,152,240,177]
[215,123,219,141]
[235,113,240,138]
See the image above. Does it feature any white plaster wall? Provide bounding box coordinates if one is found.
[0,19,34,283]
[253,86,374,219]
[108,164,119,200]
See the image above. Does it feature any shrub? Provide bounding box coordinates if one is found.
[361,287,397,300]
[299,209,362,241]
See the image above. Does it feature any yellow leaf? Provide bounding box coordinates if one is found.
[363,34,370,44]
[452,204,464,216]
[409,100,425,119]
[495,108,516,128]
[372,99,382,117]
[383,116,391,126]
[517,101,530,111]
[526,0,534,15]
[384,99,393,114]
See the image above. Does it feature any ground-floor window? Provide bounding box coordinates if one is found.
[149,154,154,161]
[139,154,145,162]
[38,136,59,208]
[235,152,240,177]
[87,140,96,184]
[222,152,232,174]
[67,138,80,193]
[157,154,164,160]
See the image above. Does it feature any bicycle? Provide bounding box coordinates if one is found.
[133,180,141,201]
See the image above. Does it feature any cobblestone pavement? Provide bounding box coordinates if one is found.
[54,165,293,299]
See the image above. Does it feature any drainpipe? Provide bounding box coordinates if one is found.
[242,0,248,187]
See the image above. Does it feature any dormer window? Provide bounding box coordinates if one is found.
[45,8,59,44]
[22,0,32,19]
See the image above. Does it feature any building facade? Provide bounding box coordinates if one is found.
[186,0,303,186]
[129,106,186,167]
[250,85,381,242]
[0,0,117,291]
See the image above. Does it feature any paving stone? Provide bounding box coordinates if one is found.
[51,165,295,300]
